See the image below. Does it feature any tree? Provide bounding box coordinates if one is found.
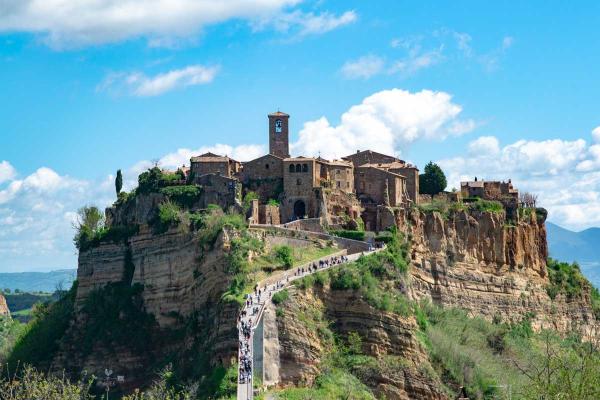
[73,206,105,250]
[419,162,447,195]
[115,169,123,195]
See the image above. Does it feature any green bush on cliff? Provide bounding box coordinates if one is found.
[7,282,77,370]
[160,185,202,208]
[272,289,289,305]
[137,167,185,195]
[470,199,504,213]
[546,258,588,300]
[329,230,366,241]
[155,201,183,233]
[274,245,294,268]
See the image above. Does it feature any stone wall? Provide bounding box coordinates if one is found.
[356,167,405,207]
[390,166,419,204]
[242,154,284,203]
[259,204,281,225]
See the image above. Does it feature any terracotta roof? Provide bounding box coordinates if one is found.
[284,156,314,162]
[190,152,240,163]
[268,111,290,117]
[244,153,284,164]
[357,165,406,179]
[343,149,400,162]
[461,181,484,188]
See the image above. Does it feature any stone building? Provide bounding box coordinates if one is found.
[187,111,419,228]
[355,166,406,207]
[190,152,241,178]
[241,154,284,203]
[461,178,518,201]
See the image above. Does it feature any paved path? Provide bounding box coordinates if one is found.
[236,243,384,400]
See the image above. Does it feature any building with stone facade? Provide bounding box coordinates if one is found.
[460,178,518,201]
[188,111,418,228]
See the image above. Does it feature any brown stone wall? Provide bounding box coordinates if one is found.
[242,154,284,203]
[190,160,230,178]
[390,166,419,204]
[281,159,320,221]
[259,204,281,225]
[356,167,404,207]
[194,174,241,209]
[326,164,354,193]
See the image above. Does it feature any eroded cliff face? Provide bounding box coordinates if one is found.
[274,286,448,400]
[405,209,598,337]
[0,294,9,317]
[52,224,240,391]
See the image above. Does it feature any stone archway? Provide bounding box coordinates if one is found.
[293,200,306,219]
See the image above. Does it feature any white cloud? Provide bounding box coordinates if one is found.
[0,161,16,184]
[592,126,600,143]
[389,47,444,75]
[292,88,474,160]
[98,64,220,97]
[468,136,499,156]
[254,9,357,38]
[340,55,385,79]
[438,135,600,231]
[0,0,301,48]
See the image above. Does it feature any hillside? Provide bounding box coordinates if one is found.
[0,269,76,292]
[547,222,600,287]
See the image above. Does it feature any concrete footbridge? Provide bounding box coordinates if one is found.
[237,225,383,400]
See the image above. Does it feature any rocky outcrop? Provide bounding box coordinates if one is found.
[274,286,447,399]
[0,294,9,317]
[52,224,241,390]
[406,209,599,337]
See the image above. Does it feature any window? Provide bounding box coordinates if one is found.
[346,182,350,188]
[302,164,308,173]
[289,164,295,173]
[265,163,269,170]
[336,181,340,188]
[335,169,340,175]
[295,164,302,173]
[296,178,302,185]
[360,181,365,190]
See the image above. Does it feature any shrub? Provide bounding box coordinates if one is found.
[267,198,280,207]
[137,167,184,194]
[155,201,182,233]
[7,282,77,370]
[330,268,361,290]
[330,230,366,241]
[160,185,202,208]
[0,365,94,400]
[546,258,589,300]
[275,245,294,268]
[470,199,504,213]
[272,289,289,305]
[347,331,362,355]
[242,191,259,212]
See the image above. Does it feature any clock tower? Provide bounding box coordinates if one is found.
[268,111,290,158]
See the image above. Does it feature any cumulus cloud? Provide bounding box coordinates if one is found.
[592,126,600,143]
[0,161,16,184]
[291,88,474,159]
[340,55,385,79]
[98,64,219,97]
[438,129,600,230]
[0,0,302,48]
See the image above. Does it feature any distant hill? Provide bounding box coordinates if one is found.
[547,222,600,288]
[0,269,76,292]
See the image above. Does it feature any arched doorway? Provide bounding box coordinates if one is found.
[293,200,306,219]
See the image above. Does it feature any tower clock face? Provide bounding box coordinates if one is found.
[275,119,282,133]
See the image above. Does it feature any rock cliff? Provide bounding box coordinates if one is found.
[273,286,447,399]
[405,208,598,337]
[0,294,9,317]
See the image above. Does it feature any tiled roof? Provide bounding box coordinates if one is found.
[268,111,290,117]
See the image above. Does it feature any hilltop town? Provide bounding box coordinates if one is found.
[175,111,520,232]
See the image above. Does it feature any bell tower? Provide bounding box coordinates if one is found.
[268,111,290,158]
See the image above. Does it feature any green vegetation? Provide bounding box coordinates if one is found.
[76,224,139,251]
[267,198,280,206]
[470,198,504,213]
[242,191,259,212]
[0,316,23,362]
[155,201,183,233]
[271,289,289,305]
[274,245,293,268]
[7,283,77,370]
[137,167,185,195]
[80,282,158,356]
[329,229,366,241]
[419,161,447,196]
[116,169,123,195]
[190,206,246,248]
[546,258,600,319]
[419,302,600,399]
[418,198,504,218]
[160,185,202,208]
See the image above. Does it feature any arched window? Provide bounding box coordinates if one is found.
[295,164,302,173]
[302,164,308,172]
[289,164,295,173]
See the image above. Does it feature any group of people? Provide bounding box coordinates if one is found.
[237,252,362,388]
[238,317,254,384]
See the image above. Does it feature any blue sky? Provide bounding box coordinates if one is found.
[0,0,599,272]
